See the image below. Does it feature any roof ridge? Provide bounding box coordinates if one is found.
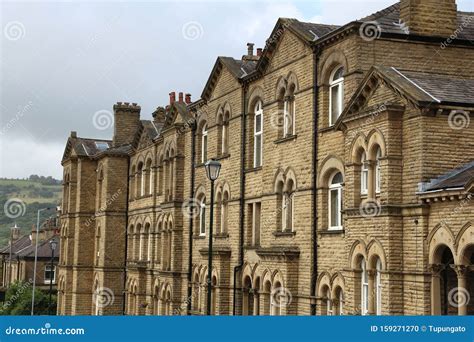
[359,2,399,22]
[431,161,474,184]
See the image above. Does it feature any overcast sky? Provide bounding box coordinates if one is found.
[1,0,472,179]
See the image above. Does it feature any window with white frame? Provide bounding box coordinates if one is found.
[329,172,343,230]
[199,197,206,236]
[254,100,263,168]
[44,265,56,284]
[329,66,344,126]
[376,258,382,315]
[201,124,208,163]
[361,259,368,315]
[375,147,382,193]
[361,152,368,195]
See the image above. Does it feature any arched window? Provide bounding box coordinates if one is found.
[329,66,344,125]
[222,190,229,234]
[361,152,368,195]
[375,147,382,193]
[201,124,208,163]
[270,282,282,316]
[95,226,101,266]
[129,166,136,200]
[284,85,295,137]
[283,179,295,232]
[329,172,343,230]
[254,100,263,168]
[145,158,153,195]
[375,258,382,315]
[199,196,206,236]
[97,169,104,210]
[361,258,369,315]
[334,287,344,315]
[137,162,144,197]
[222,112,230,155]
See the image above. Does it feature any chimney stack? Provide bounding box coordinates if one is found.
[399,0,457,37]
[185,93,192,104]
[257,48,263,57]
[243,43,259,61]
[112,102,141,147]
[178,92,184,103]
[247,43,254,56]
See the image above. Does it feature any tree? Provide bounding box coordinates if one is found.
[0,280,57,315]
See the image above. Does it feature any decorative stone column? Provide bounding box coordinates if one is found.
[367,269,376,315]
[429,264,444,315]
[454,265,469,316]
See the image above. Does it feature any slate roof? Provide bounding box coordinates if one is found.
[282,19,340,43]
[379,67,474,105]
[424,161,474,192]
[15,235,60,259]
[0,235,31,255]
[73,138,112,157]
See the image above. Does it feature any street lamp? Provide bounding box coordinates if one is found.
[204,159,221,315]
[48,239,58,315]
[31,207,52,316]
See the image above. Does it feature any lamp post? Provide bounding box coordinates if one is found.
[31,207,52,316]
[48,239,57,315]
[204,159,221,315]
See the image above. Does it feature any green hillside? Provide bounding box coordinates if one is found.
[0,177,62,247]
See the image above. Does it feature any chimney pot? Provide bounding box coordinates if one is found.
[257,48,263,57]
[70,131,77,138]
[169,92,176,104]
[185,93,192,104]
[178,92,184,103]
[247,43,254,56]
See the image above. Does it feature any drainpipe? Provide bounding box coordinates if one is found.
[310,47,321,315]
[187,118,197,315]
[233,84,248,315]
[122,156,130,315]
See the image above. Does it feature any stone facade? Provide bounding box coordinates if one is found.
[58,0,474,316]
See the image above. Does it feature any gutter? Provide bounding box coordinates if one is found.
[232,84,248,315]
[310,47,321,315]
[187,119,197,315]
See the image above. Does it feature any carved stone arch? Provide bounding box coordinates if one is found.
[248,86,265,112]
[284,167,297,192]
[350,133,368,163]
[271,269,284,286]
[455,222,474,264]
[144,151,154,165]
[136,154,145,167]
[273,168,285,193]
[349,239,368,269]
[156,214,164,232]
[318,50,349,86]
[157,147,164,165]
[195,184,206,201]
[222,181,231,199]
[211,268,219,286]
[367,239,387,270]
[427,223,456,264]
[251,263,260,279]
[143,216,152,228]
[127,223,134,234]
[317,271,332,297]
[367,128,387,160]
[318,155,345,188]
[286,71,299,94]
[197,112,208,132]
[200,266,208,284]
[223,102,232,119]
[215,104,224,124]
[261,268,272,287]
[134,220,143,234]
[275,75,288,100]
[330,272,345,299]
[241,262,253,284]
[167,213,174,230]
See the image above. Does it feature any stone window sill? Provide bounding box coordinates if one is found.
[273,230,296,237]
[193,235,206,240]
[245,166,262,173]
[274,134,297,144]
[319,229,345,235]
[215,153,231,161]
[214,233,229,239]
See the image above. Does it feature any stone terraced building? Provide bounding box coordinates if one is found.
[58,0,474,316]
